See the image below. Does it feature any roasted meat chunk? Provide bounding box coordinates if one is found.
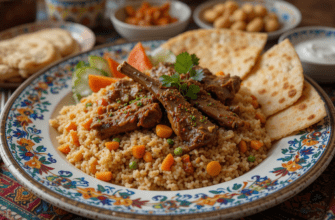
[91,97,162,139]
[118,61,218,152]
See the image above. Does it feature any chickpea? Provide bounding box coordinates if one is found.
[213,3,226,14]
[231,21,247,31]
[264,18,280,32]
[231,9,247,22]
[213,15,232,29]
[246,17,264,32]
[264,12,278,22]
[203,9,220,23]
[241,3,255,22]
[254,4,268,17]
[224,1,239,15]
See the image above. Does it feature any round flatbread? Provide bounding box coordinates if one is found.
[243,39,304,117]
[160,29,267,79]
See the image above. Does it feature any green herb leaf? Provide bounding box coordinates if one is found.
[191,54,200,65]
[185,84,200,100]
[75,61,88,70]
[191,69,205,82]
[159,75,173,87]
[174,52,193,74]
[180,83,188,95]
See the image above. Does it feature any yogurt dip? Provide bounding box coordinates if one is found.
[295,40,335,64]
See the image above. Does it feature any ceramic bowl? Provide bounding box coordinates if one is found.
[110,0,191,41]
[279,27,335,83]
[193,0,302,41]
[45,0,106,28]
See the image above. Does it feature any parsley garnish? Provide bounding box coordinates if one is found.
[159,52,204,100]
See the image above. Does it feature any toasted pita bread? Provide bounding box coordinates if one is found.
[160,29,267,79]
[265,81,327,141]
[243,39,304,117]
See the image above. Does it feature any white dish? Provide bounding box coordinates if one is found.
[110,0,191,41]
[193,0,302,41]
[0,41,334,220]
[279,26,335,83]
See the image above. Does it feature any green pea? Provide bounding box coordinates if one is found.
[113,138,121,143]
[129,161,137,169]
[85,102,92,108]
[167,139,174,145]
[247,155,255,162]
[174,147,183,156]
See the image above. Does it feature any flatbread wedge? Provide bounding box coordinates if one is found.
[160,29,267,79]
[265,81,327,141]
[243,39,304,117]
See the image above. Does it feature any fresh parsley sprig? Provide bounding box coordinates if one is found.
[159,52,204,99]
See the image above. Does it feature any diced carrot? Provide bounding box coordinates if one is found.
[250,140,263,150]
[58,144,71,154]
[156,124,173,138]
[80,98,87,103]
[206,161,221,177]
[88,74,118,93]
[70,130,80,147]
[255,113,266,124]
[95,171,113,182]
[238,140,247,153]
[103,53,126,78]
[105,141,119,151]
[181,154,194,174]
[127,42,153,72]
[97,106,105,115]
[215,71,225,76]
[161,153,174,171]
[96,98,108,106]
[156,17,169,25]
[143,152,153,162]
[89,158,98,174]
[82,118,93,130]
[250,95,259,108]
[65,121,77,132]
[132,145,146,159]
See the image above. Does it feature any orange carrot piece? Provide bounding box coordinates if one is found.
[161,153,174,171]
[206,161,221,176]
[80,98,87,103]
[181,154,194,174]
[58,144,71,154]
[127,42,153,72]
[250,140,263,150]
[96,98,108,106]
[156,124,173,138]
[105,141,119,151]
[238,140,247,153]
[70,130,80,147]
[132,145,146,159]
[82,118,93,130]
[95,171,113,182]
[88,74,118,93]
[65,121,77,132]
[255,113,266,124]
[143,152,153,162]
[103,54,126,78]
[97,106,105,115]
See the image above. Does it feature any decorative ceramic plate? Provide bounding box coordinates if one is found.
[193,0,302,41]
[1,41,334,220]
[0,21,96,89]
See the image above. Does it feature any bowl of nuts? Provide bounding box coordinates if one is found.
[193,0,301,40]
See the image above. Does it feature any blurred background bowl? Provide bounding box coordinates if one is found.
[44,0,106,28]
[279,26,335,83]
[193,0,301,41]
[110,0,191,41]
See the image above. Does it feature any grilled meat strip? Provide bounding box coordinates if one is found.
[150,63,241,104]
[91,97,162,139]
[118,61,218,152]
[187,80,245,129]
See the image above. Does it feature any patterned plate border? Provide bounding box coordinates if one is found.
[0,41,334,220]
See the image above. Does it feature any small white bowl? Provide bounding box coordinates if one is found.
[193,0,301,41]
[110,0,191,41]
[279,26,335,83]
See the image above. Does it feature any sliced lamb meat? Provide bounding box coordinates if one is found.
[91,97,162,139]
[118,61,218,153]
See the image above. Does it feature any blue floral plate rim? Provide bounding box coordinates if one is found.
[0,40,334,220]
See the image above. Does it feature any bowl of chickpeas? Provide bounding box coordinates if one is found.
[111,0,191,41]
[193,0,301,40]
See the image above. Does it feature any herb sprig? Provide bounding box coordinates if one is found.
[159,52,204,99]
